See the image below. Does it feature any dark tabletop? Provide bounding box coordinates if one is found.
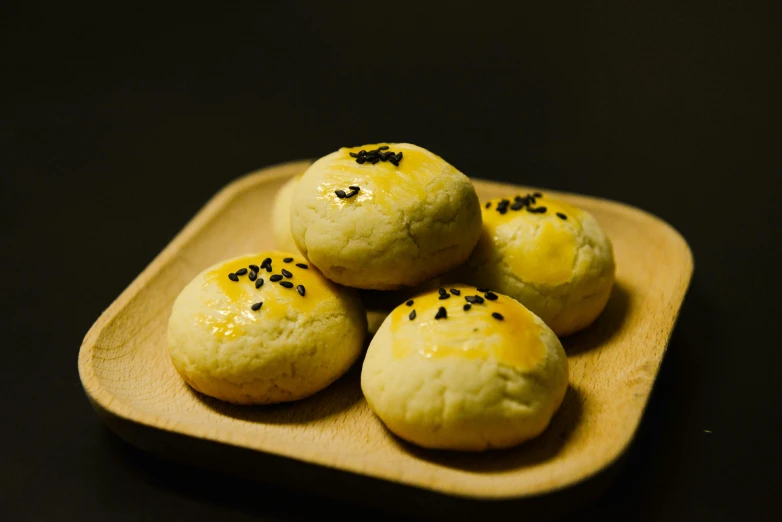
[2,2,780,520]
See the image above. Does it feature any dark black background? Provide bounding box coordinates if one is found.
[2,1,780,520]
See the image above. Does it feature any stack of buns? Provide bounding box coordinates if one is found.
[168,142,615,451]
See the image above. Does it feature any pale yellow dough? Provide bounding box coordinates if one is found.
[167,251,366,404]
[455,194,615,336]
[290,143,482,290]
[271,175,301,254]
[361,284,568,451]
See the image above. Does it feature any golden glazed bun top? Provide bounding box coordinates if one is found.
[196,251,348,334]
[389,284,549,371]
[290,143,482,290]
[481,193,589,286]
[458,192,615,336]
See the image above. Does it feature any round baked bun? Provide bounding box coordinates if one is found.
[290,143,482,290]
[273,171,434,336]
[168,251,366,404]
[361,284,568,451]
[455,192,615,336]
[271,174,301,254]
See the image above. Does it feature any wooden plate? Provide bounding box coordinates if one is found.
[78,161,692,501]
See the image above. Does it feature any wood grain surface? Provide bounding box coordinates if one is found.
[78,161,693,499]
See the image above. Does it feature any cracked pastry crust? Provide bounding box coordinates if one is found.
[361,284,568,451]
[290,143,482,290]
[167,251,366,404]
[454,195,615,336]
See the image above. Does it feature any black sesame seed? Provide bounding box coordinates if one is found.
[283,258,293,263]
[485,202,491,208]
[262,258,272,266]
[435,307,447,320]
[248,271,257,281]
[463,304,471,311]
[249,264,259,272]
[465,295,484,304]
[335,189,347,198]
[349,152,358,158]
[235,268,248,276]
[270,274,283,282]
[280,281,294,288]
[251,302,263,311]
[484,292,498,301]
[370,158,379,164]
[295,263,308,269]
[389,158,399,167]
[534,192,543,198]
[438,288,448,296]
[406,300,414,306]
[255,279,264,288]
[439,294,450,300]
[281,269,293,278]
[492,312,504,321]
[228,273,239,282]
[409,310,416,320]
[378,145,389,150]
[358,150,367,156]
[498,207,508,215]
[395,152,403,161]
[265,265,272,272]
[514,195,524,202]
[450,288,461,296]
[356,157,366,164]
[477,287,490,292]
[345,189,359,198]
[557,212,567,220]
[348,186,360,191]
[511,201,524,211]
[297,285,306,296]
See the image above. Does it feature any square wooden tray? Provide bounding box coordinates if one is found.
[79,161,692,501]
